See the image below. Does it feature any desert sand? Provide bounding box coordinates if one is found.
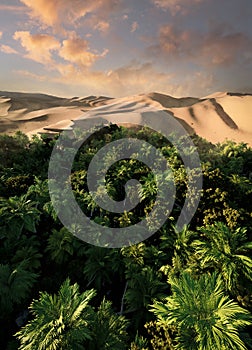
[0,90,251,146]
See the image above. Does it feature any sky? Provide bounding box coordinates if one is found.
[0,0,252,98]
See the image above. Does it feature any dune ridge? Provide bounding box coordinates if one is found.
[0,90,251,146]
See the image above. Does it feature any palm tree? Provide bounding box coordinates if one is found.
[15,278,96,350]
[170,225,197,274]
[88,298,128,350]
[159,225,197,278]
[192,222,252,293]
[150,272,251,350]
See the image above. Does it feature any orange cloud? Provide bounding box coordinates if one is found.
[15,61,216,98]
[20,0,121,32]
[51,61,176,97]
[201,31,251,66]
[149,24,252,67]
[14,70,47,82]
[94,21,110,34]
[13,30,108,74]
[13,31,60,64]
[0,5,26,12]
[20,0,91,28]
[158,24,190,55]
[131,21,139,33]
[0,45,18,54]
[0,32,2,39]
[152,0,203,15]
[59,36,108,68]
[105,62,173,95]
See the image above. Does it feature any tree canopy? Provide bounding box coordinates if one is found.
[0,128,251,349]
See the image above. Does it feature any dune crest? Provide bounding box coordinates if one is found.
[0,90,251,146]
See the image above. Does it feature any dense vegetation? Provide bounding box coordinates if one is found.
[0,127,252,349]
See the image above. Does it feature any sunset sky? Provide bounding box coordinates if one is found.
[0,0,252,98]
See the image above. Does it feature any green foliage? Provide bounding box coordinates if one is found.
[0,129,251,348]
[130,332,149,350]
[88,298,129,350]
[0,132,29,169]
[145,320,176,349]
[11,244,42,271]
[15,278,96,350]
[197,163,251,229]
[151,272,252,350]
[83,246,122,290]
[0,263,38,314]
[15,279,129,350]
[192,222,252,293]
[209,140,252,176]
[0,194,40,237]
[46,227,77,265]
[121,242,147,267]
[0,174,34,197]
[171,225,196,264]
[124,265,167,328]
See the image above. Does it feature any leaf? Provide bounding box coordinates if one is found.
[23,215,36,233]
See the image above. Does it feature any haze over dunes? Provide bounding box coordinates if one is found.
[0,90,251,146]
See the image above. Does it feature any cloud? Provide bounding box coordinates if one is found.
[14,69,47,81]
[94,21,110,33]
[201,29,252,66]
[148,24,252,67]
[131,21,139,33]
[20,0,78,28]
[20,0,121,32]
[15,59,179,97]
[55,61,177,97]
[59,36,108,68]
[0,45,18,54]
[13,31,60,64]
[0,5,26,13]
[156,24,191,56]
[107,63,175,95]
[174,70,215,97]
[13,30,108,73]
[151,0,203,15]
[0,32,2,40]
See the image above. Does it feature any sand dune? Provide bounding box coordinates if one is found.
[147,92,200,108]
[0,91,112,136]
[0,90,251,146]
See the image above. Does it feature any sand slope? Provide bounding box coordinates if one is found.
[0,90,251,146]
[0,91,112,136]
